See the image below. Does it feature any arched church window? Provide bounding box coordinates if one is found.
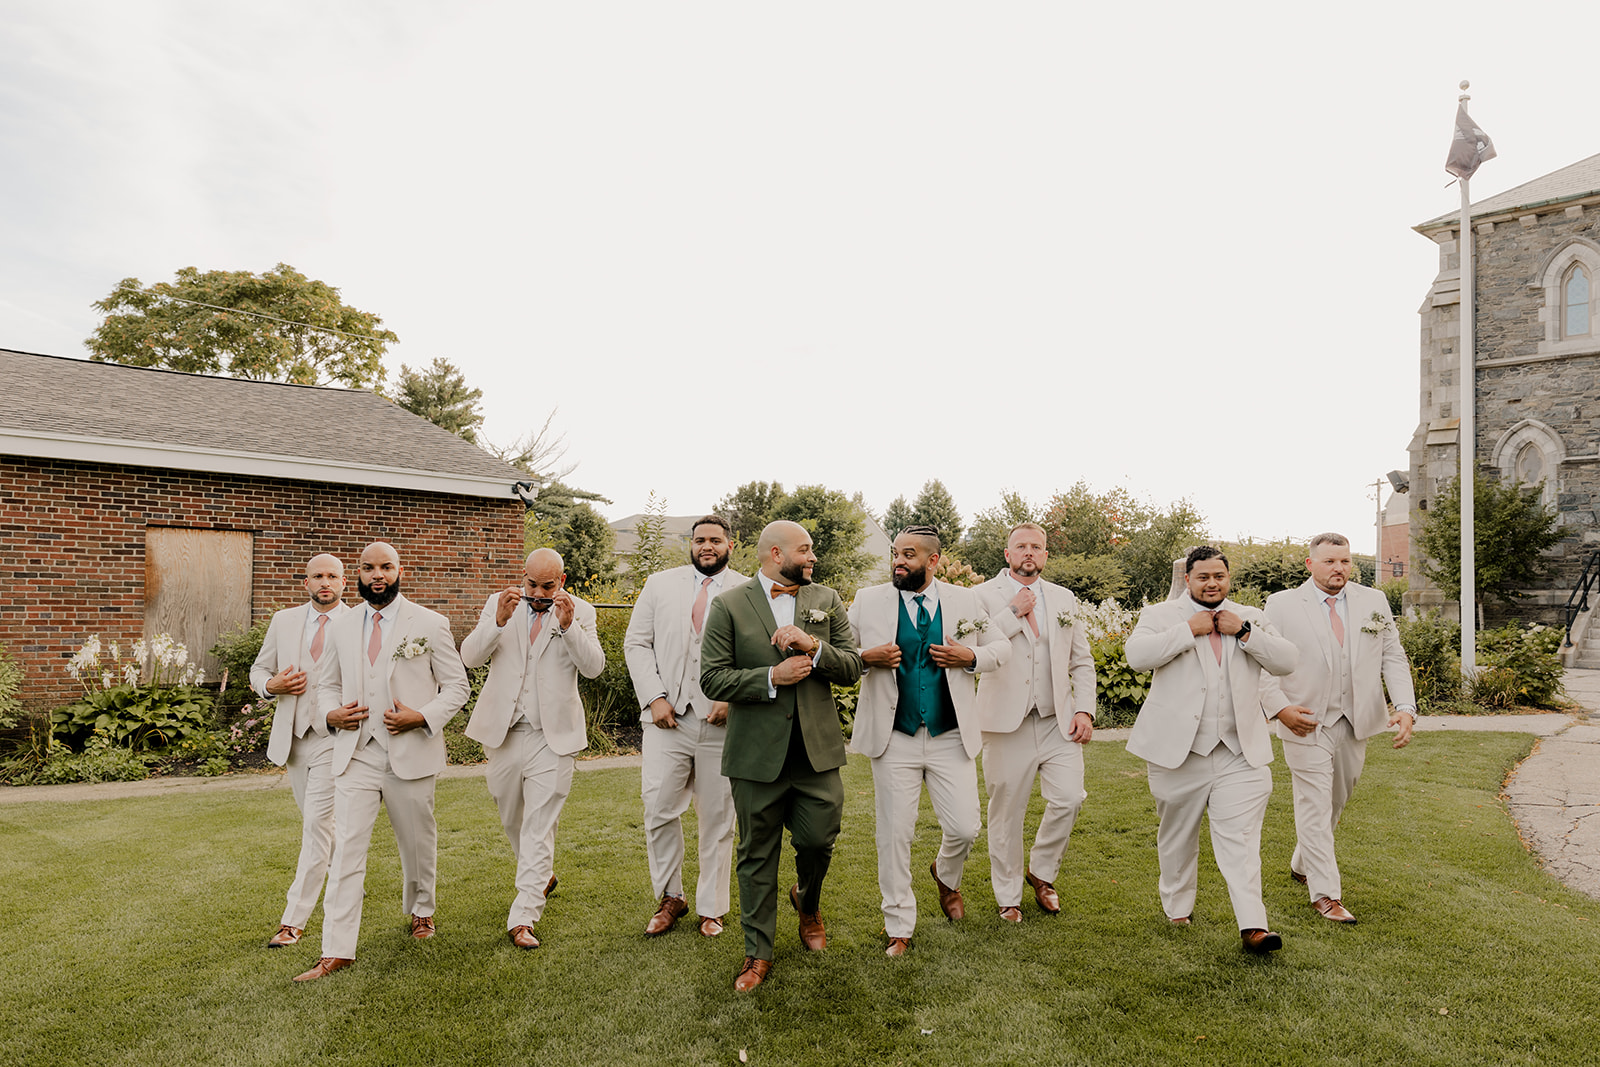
[1515,441,1546,486]
[1565,264,1590,337]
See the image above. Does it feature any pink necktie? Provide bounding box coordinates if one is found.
[691,577,713,635]
[1209,612,1222,663]
[529,607,545,646]
[310,614,328,662]
[367,612,383,665]
[1024,608,1040,639]
[1326,596,1344,647]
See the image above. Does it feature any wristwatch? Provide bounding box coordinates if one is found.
[1235,621,1252,641]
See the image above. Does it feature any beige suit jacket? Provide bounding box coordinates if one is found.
[1124,596,1298,770]
[973,572,1097,737]
[1260,579,1416,744]
[461,591,606,757]
[255,600,350,767]
[623,565,749,723]
[847,580,1011,760]
[313,595,470,780]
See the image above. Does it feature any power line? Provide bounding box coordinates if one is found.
[112,283,391,343]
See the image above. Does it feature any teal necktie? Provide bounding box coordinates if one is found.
[914,594,930,637]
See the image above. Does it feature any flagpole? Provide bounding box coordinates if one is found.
[1457,79,1477,677]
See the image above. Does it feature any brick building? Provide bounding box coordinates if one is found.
[1409,153,1600,624]
[0,348,528,714]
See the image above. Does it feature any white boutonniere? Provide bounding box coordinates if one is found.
[1359,611,1394,635]
[1056,610,1076,628]
[393,636,430,660]
[952,617,988,639]
[805,609,828,624]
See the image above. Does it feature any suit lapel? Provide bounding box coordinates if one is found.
[377,597,410,676]
[1300,582,1335,671]
[747,579,778,640]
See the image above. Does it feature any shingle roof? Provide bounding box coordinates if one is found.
[1417,152,1600,231]
[0,348,527,498]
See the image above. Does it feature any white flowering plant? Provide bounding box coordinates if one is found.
[52,632,214,752]
[393,636,431,661]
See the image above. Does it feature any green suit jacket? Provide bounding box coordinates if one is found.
[701,578,862,783]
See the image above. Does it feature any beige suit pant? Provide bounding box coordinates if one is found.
[641,707,736,918]
[487,722,574,929]
[321,738,439,959]
[1284,715,1367,902]
[871,726,980,939]
[1146,746,1271,931]
[281,729,336,929]
[982,711,1086,907]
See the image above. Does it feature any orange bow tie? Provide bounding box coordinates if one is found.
[770,584,800,599]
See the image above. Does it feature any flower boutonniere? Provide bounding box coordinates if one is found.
[805,608,828,625]
[1056,610,1076,629]
[1359,611,1394,636]
[952,617,988,640]
[394,636,430,660]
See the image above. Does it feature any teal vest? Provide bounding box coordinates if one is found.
[893,593,958,737]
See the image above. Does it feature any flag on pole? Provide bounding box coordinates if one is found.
[1446,104,1496,180]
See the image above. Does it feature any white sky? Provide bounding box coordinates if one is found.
[4,1,1595,556]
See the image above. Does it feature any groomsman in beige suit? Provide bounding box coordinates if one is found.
[294,542,470,981]
[974,522,1097,922]
[254,553,350,949]
[624,515,747,939]
[1261,532,1416,925]
[462,548,605,950]
[850,525,1010,956]
[1126,546,1297,954]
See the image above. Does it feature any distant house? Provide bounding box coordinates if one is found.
[0,348,529,714]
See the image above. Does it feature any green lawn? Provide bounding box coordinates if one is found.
[2,733,1594,1067]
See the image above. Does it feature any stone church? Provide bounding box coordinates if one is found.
[1409,152,1600,626]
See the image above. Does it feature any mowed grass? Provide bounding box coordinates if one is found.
[2,732,1595,1067]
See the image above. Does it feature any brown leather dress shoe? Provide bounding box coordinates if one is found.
[1170,915,1192,926]
[790,885,826,951]
[546,875,558,896]
[1312,897,1357,924]
[698,915,725,938]
[1290,868,1308,885]
[268,924,303,948]
[508,925,540,949]
[1241,928,1283,954]
[998,906,1023,923]
[645,895,688,937]
[293,957,353,982]
[410,914,435,939]
[1025,870,1060,914]
[733,956,772,991]
[930,861,965,921]
[885,936,912,957]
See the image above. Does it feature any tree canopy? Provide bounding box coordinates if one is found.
[768,485,875,599]
[909,480,963,545]
[87,263,396,389]
[716,481,789,546]
[960,490,1036,578]
[1418,472,1563,608]
[396,357,484,443]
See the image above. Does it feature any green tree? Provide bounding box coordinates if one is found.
[1040,482,1150,558]
[522,482,617,593]
[396,357,484,443]
[716,481,788,545]
[881,496,914,538]
[910,479,963,545]
[87,263,396,388]
[1116,499,1207,605]
[625,491,675,588]
[770,484,875,599]
[1042,553,1129,604]
[961,490,1036,579]
[1418,472,1563,613]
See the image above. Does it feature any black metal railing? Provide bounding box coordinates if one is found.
[1562,549,1600,649]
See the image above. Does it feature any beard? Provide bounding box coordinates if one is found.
[358,575,400,608]
[891,564,928,591]
[1010,560,1040,578]
[310,588,342,605]
[1190,588,1226,608]
[778,559,812,586]
[692,546,730,577]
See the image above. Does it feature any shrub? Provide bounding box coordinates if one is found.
[196,756,232,777]
[29,735,150,785]
[833,682,860,736]
[1475,623,1564,709]
[0,642,22,730]
[1091,628,1151,726]
[209,618,271,721]
[932,555,983,588]
[1042,553,1129,604]
[1380,578,1407,616]
[1228,584,1266,609]
[579,605,639,754]
[52,634,214,751]
[1397,612,1463,712]
[444,665,489,765]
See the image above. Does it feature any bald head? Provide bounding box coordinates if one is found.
[304,553,345,609]
[524,548,567,600]
[757,520,816,585]
[357,541,402,608]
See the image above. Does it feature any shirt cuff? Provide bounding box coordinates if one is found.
[767,668,777,699]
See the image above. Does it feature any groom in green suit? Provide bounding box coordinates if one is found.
[700,520,862,991]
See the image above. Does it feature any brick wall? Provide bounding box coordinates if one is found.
[0,456,523,714]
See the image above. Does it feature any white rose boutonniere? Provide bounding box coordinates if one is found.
[1359,611,1394,636]
[1056,610,1076,629]
[806,609,828,624]
[952,617,988,640]
[394,636,430,660]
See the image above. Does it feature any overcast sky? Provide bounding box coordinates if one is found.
[4,1,1594,557]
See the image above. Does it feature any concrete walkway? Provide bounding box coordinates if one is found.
[6,680,1599,904]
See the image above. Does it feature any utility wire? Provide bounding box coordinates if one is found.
[112,283,390,343]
